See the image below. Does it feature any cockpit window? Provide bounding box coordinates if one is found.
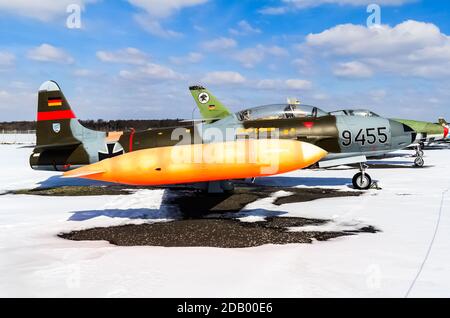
[236,104,327,121]
[329,109,380,117]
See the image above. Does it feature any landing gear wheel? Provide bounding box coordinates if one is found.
[352,172,372,190]
[414,156,425,167]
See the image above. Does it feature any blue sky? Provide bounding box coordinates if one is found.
[0,0,449,121]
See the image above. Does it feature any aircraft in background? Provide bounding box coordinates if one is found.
[392,118,449,148]
[189,86,418,189]
[29,81,328,193]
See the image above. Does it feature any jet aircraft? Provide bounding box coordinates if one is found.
[189,86,418,189]
[30,81,327,193]
[392,118,449,148]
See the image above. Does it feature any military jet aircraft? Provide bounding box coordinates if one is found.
[30,81,328,193]
[189,86,417,189]
[392,117,449,148]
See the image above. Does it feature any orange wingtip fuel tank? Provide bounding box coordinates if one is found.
[63,139,327,185]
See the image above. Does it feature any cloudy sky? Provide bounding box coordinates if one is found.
[0,0,449,121]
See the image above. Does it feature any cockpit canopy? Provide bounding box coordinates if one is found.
[329,109,380,117]
[236,104,328,121]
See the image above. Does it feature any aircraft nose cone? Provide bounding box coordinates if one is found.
[299,141,328,166]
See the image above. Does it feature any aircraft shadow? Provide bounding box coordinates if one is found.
[254,176,353,187]
[38,175,114,188]
[68,208,169,221]
[366,160,414,165]
[368,153,412,160]
[68,206,286,222]
[221,208,287,219]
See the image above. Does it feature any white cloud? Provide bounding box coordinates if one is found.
[285,79,312,90]
[264,45,289,57]
[27,44,74,64]
[202,71,246,85]
[255,79,280,90]
[229,20,261,36]
[254,78,312,90]
[285,0,413,8]
[202,37,237,51]
[120,63,183,80]
[169,52,203,64]
[306,21,443,57]
[0,52,15,67]
[334,61,373,78]
[369,89,387,101]
[259,0,413,15]
[258,6,288,15]
[0,0,94,21]
[127,0,208,19]
[234,49,264,68]
[0,88,35,118]
[305,20,450,78]
[234,45,288,68]
[96,48,149,65]
[129,1,208,37]
[134,15,182,38]
[74,69,96,77]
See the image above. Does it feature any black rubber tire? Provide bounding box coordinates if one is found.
[352,172,372,190]
[414,157,425,167]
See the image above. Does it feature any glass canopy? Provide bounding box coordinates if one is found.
[236,104,328,121]
[329,109,380,117]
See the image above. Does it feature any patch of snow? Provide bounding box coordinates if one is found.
[0,145,449,297]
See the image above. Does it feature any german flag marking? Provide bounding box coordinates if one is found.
[48,97,62,107]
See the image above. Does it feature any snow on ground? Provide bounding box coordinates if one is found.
[0,144,449,297]
[0,133,35,145]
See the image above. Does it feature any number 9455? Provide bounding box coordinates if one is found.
[342,127,388,147]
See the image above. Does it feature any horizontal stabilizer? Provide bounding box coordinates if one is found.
[34,141,81,151]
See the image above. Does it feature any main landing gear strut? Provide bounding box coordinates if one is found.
[352,163,372,190]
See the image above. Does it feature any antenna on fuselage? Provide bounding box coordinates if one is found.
[287,97,300,105]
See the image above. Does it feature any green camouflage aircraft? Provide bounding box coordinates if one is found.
[30,80,416,191]
[391,118,449,148]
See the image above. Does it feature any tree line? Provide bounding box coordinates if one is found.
[0,119,190,132]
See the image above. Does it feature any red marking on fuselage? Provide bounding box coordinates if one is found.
[129,128,136,152]
[303,122,314,129]
[37,110,76,121]
[444,126,449,138]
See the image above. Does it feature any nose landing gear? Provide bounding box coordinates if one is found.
[414,145,425,167]
[352,163,372,190]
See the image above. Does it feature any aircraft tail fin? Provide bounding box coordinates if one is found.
[438,117,448,126]
[189,85,231,121]
[35,80,103,148]
[31,81,106,171]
